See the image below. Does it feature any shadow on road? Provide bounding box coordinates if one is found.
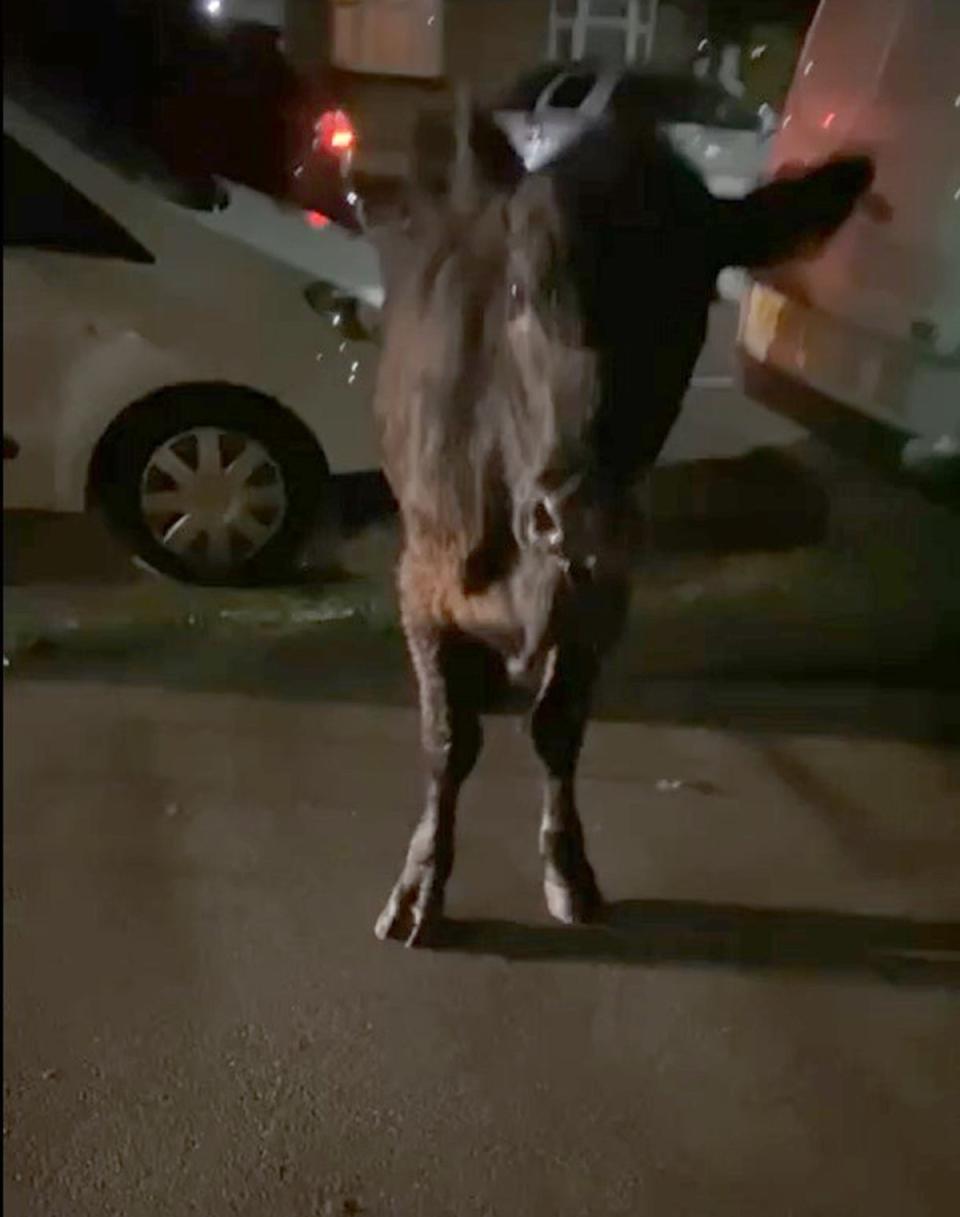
[9,626,960,742]
[335,447,833,554]
[435,900,960,988]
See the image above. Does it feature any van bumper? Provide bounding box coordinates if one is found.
[737,280,960,454]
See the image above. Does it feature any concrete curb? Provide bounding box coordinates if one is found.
[3,573,399,663]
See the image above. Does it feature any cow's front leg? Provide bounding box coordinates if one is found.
[530,645,603,924]
[375,626,483,946]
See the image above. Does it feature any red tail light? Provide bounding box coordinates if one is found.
[315,109,356,156]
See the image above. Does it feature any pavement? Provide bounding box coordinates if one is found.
[4,678,960,1217]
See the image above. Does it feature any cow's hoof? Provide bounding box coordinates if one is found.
[374,880,442,947]
[544,874,604,926]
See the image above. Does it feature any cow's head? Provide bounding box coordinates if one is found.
[403,100,874,487]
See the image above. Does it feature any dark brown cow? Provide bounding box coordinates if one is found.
[374,98,873,946]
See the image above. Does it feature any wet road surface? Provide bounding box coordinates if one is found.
[5,678,960,1217]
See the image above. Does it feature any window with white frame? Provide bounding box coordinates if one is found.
[548,1,659,66]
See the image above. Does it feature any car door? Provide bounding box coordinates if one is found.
[3,129,154,510]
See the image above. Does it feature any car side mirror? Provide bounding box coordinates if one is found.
[304,282,380,342]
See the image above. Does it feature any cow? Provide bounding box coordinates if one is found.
[373,91,873,946]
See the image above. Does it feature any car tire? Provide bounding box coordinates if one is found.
[94,387,330,586]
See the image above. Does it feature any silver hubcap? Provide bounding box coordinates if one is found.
[140,427,287,573]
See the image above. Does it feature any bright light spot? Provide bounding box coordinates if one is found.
[350,360,360,373]
[955,94,960,108]
[822,111,836,129]
[331,312,342,327]
[704,143,721,159]
[749,44,767,60]
[204,0,222,16]
[338,342,347,353]
[803,60,814,77]
[782,114,792,128]
[347,191,358,204]
[954,186,960,201]
[316,110,356,155]
[427,14,435,24]
[348,375,356,385]
[306,210,330,229]
[697,38,709,52]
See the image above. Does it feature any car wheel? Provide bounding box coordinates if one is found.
[95,388,329,585]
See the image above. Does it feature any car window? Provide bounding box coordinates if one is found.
[550,73,600,108]
[498,65,568,111]
[698,85,760,132]
[3,133,154,262]
[4,54,232,216]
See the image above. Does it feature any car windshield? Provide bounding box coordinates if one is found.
[3,4,304,211]
[4,67,230,213]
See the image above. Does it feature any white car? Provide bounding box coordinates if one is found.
[3,96,384,584]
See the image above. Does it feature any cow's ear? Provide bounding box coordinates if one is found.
[717,155,875,269]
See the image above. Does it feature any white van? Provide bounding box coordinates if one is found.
[737,0,960,470]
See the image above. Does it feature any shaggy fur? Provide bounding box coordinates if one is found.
[373,95,873,945]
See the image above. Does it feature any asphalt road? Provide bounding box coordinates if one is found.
[5,679,960,1217]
